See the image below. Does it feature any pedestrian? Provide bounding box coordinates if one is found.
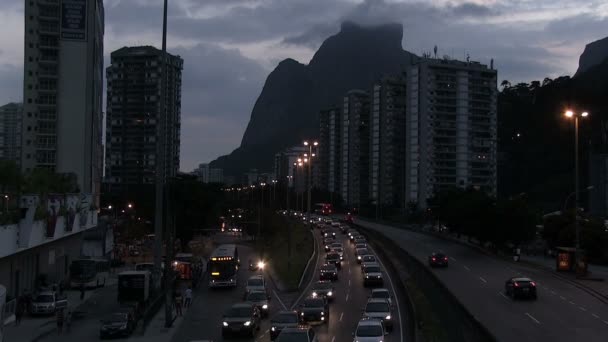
[174,291,183,316]
[184,286,192,308]
[79,283,85,301]
[15,298,24,326]
[56,308,65,335]
[65,311,72,333]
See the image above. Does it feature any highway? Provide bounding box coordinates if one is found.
[290,225,404,342]
[357,218,608,342]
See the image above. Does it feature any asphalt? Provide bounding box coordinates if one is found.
[358,218,608,342]
[290,227,404,342]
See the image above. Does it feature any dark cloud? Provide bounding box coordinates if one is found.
[282,23,340,48]
[449,3,497,17]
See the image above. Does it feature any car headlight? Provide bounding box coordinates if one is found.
[271,327,276,331]
[386,315,391,320]
[327,291,333,296]
[321,311,325,315]
[262,304,268,309]
[222,322,228,327]
[357,256,361,259]
[321,316,325,320]
[243,321,251,326]
[312,292,318,297]
[301,312,304,316]
[366,275,369,278]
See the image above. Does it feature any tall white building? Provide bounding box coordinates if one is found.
[21,0,105,195]
[405,58,497,208]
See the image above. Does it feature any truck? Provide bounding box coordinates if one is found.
[117,271,150,306]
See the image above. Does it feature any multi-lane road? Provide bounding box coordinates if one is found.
[357,218,608,342]
[172,225,404,341]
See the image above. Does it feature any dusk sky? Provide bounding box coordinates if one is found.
[1,0,607,171]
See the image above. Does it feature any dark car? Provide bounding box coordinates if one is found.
[363,264,384,287]
[298,297,329,325]
[505,277,538,300]
[325,253,341,269]
[222,303,261,337]
[270,310,299,340]
[428,252,449,267]
[311,280,335,302]
[99,313,134,339]
[355,248,370,263]
[339,224,349,234]
[319,264,338,281]
[354,236,367,245]
[245,290,270,317]
[276,326,319,342]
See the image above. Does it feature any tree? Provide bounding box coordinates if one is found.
[500,80,511,90]
[542,77,553,87]
[0,160,22,195]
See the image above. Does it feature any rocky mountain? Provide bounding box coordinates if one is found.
[575,36,608,76]
[210,21,418,177]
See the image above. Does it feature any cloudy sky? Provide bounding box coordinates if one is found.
[1,0,607,171]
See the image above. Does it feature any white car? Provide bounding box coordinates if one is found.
[362,298,393,331]
[245,275,266,294]
[353,318,387,342]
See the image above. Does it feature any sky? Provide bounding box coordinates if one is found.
[1,0,607,172]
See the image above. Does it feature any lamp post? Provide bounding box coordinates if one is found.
[286,175,293,211]
[303,141,318,226]
[564,109,589,268]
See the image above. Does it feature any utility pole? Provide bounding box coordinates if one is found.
[153,0,168,293]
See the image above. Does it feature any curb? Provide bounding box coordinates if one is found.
[298,229,317,290]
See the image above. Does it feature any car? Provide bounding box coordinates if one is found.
[363,264,384,287]
[347,229,358,237]
[349,233,360,242]
[339,224,349,234]
[245,290,270,317]
[222,303,261,337]
[269,310,299,340]
[323,237,335,246]
[321,229,336,238]
[331,221,340,228]
[276,326,319,342]
[353,318,387,342]
[311,280,334,301]
[332,247,344,260]
[428,252,449,267]
[505,277,538,300]
[370,288,392,305]
[360,254,377,266]
[355,242,368,250]
[361,261,378,273]
[325,253,342,269]
[362,298,393,331]
[354,236,367,244]
[99,312,134,339]
[298,297,329,325]
[330,242,343,250]
[355,248,370,263]
[245,275,267,294]
[319,264,338,281]
[30,291,67,315]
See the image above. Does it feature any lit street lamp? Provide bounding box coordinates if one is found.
[303,140,319,228]
[564,109,589,270]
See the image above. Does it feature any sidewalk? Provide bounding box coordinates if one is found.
[3,268,126,342]
[128,303,185,342]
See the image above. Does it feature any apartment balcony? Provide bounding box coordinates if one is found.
[0,194,98,259]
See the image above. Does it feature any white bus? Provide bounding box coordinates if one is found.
[70,258,110,288]
[208,245,239,288]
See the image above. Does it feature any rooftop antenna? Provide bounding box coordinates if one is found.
[490,58,494,70]
[434,45,437,59]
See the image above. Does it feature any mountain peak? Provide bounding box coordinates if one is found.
[575,36,608,76]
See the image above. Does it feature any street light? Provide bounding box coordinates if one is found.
[564,109,589,270]
[303,140,319,228]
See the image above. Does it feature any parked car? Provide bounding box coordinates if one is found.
[29,291,67,315]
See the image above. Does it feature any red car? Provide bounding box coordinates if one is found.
[428,252,449,267]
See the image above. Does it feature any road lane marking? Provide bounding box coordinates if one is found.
[346,293,350,302]
[499,292,509,300]
[273,290,287,310]
[592,313,600,319]
[331,336,336,342]
[340,312,344,321]
[525,313,540,324]
[559,296,566,300]
[569,301,576,305]
[550,290,556,295]
[579,307,587,312]
[463,265,470,271]
[348,279,351,287]
[603,320,608,325]
[479,276,487,283]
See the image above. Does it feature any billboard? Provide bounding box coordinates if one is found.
[61,0,87,41]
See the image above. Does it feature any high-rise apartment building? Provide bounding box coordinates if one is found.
[0,103,23,164]
[405,58,497,208]
[319,106,341,200]
[195,163,224,183]
[105,46,183,194]
[21,0,105,194]
[369,77,407,211]
[340,90,370,208]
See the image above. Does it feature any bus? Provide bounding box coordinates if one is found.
[208,244,239,288]
[70,258,110,289]
[314,203,333,216]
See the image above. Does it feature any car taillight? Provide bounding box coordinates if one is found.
[431,257,436,261]
[530,281,536,287]
[514,282,519,287]
[444,257,448,261]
